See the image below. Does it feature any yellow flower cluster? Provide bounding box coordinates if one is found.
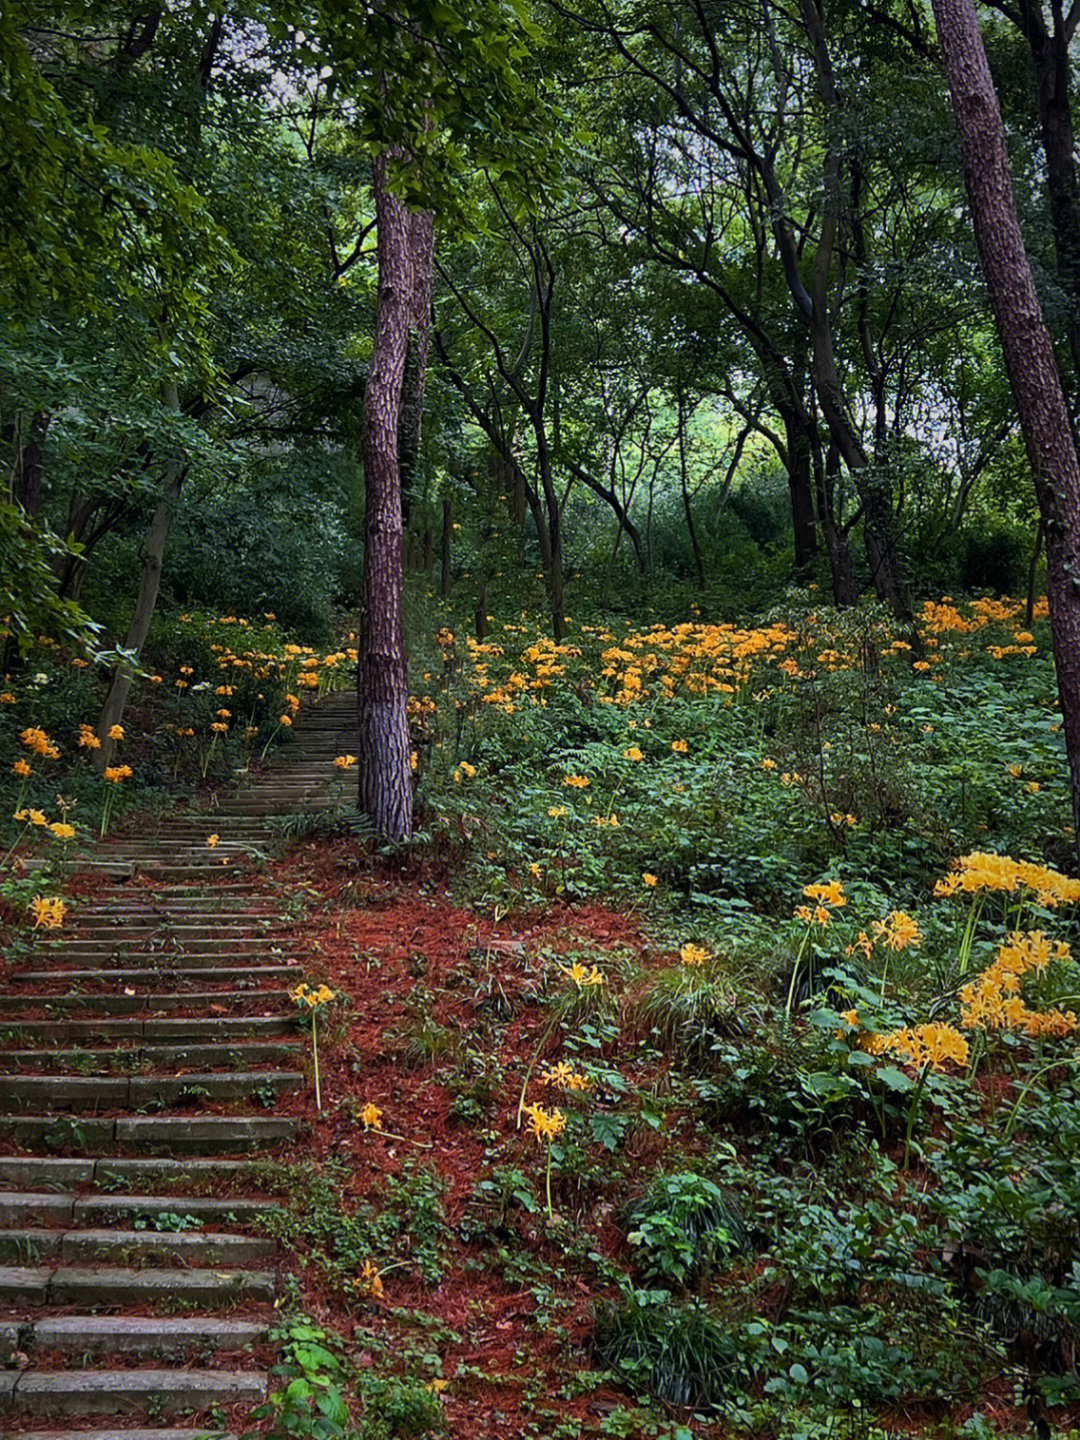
[804,879,846,907]
[542,1060,592,1091]
[559,961,604,988]
[522,1101,567,1143]
[20,727,59,760]
[864,1022,970,1071]
[360,1102,383,1131]
[77,724,101,750]
[871,911,922,952]
[795,878,846,928]
[356,1259,384,1297]
[334,754,357,769]
[290,982,336,1009]
[104,765,133,783]
[959,931,1076,1038]
[29,895,66,929]
[934,852,1080,907]
[678,943,710,967]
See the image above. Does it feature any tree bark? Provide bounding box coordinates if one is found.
[358,152,430,841]
[798,0,912,620]
[95,382,188,768]
[784,408,819,575]
[933,0,1080,858]
[440,497,453,597]
[812,436,858,607]
[676,388,705,585]
[985,0,1080,389]
[11,412,48,518]
[398,208,434,521]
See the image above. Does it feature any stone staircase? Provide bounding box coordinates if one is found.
[0,691,356,1440]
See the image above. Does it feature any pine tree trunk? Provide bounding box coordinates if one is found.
[934,0,1080,859]
[358,153,431,841]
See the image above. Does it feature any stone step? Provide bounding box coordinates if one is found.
[0,1193,273,1228]
[8,966,297,986]
[0,990,294,1018]
[71,1195,280,1226]
[52,905,275,917]
[92,1158,264,1186]
[0,1115,297,1155]
[0,1017,295,1044]
[38,927,279,942]
[3,1041,302,1071]
[0,1367,266,1414]
[37,933,283,944]
[0,1229,274,1266]
[10,1429,235,1440]
[0,1264,275,1307]
[25,950,289,969]
[54,864,254,881]
[0,1157,266,1191]
[27,1315,267,1357]
[0,1070,302,1111]
[36,937,286,951]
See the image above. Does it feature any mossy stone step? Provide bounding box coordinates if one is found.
[0,990,294,1017]
[8,1429,234,1440]
[28,1315,267,1356]
[0,1367,266,1415]
[8,965,297,986]
[0,1229,274,1265]
[0,1264,275,1307]
[0,1193,276,1227]
[0,1017,294,1045]
[3,1041,302,1071]
[0,1157,274,1191]
[71,1194,280,1226]
[23,953,288,972]
[0,1114,297,1154]
[0,1070,302,1110]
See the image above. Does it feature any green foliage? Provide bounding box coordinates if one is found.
[625,1171,747,1287]
[251,1318,353,1440]
[593,1288,757,1411]
[261,1161,451,1290]
[0,502,100,656]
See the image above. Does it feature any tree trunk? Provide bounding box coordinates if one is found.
[998,0,1080,389]
[676,388,705,585]
[12,412,49,517]
[1026,513,1045,626]
[398,208,435,522]
[934,0,1080,858]
[358,152,430,842]
[535,430,566,641]
[785,412,818,574]
[95,383,187,768]
[798,0,912,620]
[440,497,453,598]
[814,436,859,607]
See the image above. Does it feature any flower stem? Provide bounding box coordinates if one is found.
[312,1010,321,1111]
[902,1064,930,1171]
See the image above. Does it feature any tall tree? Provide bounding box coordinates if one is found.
[933,0,1080,854]
[358,152,432,840]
